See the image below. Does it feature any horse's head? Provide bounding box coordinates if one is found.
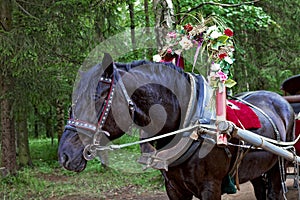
[58,53,195,172]
[58,53,129,172]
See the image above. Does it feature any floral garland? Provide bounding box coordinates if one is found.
[160,16,236,89]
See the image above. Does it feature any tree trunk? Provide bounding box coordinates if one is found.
[0,0,13,32]
[144,0,155,59]
[16,107,33,168]
[153,0,175,50]
[0,75,17,176]
[45,108,53,141]
[0,0,17,176]
[34,106,39,138]
[144,0,150,29]
[56,100,65,143]
[127,0,136,50]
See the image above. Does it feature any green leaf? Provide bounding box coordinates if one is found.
[225,79,237,88]
[217,35,229,43]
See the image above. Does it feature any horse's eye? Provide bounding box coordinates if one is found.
[93,91,108,101]
[93,93,101,100]
[95,81,110,101]
[100,91,109,99]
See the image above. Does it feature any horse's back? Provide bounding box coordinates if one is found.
[236,90,295,142]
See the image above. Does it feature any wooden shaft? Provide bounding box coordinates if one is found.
[283,95,300,103]
[232,125,300,163]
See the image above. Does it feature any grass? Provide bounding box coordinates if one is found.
[0,136,165,200]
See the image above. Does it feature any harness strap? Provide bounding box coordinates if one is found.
[115,67,135,115]
[91,125,200,151]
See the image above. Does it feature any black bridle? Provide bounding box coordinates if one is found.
[66,76,115,135]
[66,65,135,160]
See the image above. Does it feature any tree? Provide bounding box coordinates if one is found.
[16,106,32,168]
[153,0,175,50]
[127,0,136,50]
[0,0,17,175]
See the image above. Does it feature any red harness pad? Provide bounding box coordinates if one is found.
[226,100,261,129]
[294,120,300,155]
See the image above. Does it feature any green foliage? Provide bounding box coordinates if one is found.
[171,0,299,93]
[231,0,300,93]
[1,138,163,200]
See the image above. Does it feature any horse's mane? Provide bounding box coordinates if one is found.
[115,60,187,78]
[73,59,189,115]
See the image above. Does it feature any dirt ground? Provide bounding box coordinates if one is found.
[105,179,300,200]
[221,178,299,200]
[50,177,300,200]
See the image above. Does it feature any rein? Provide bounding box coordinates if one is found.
[79,120,300,156]
[87,125,200,151]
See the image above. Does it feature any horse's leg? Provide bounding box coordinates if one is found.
[164,180,194,200]
[164,179,222,200]
[199,180,222,200]
[266,162,285,200]
[161,170,193,200]
[251,163,285,200]
[251,175,267,200]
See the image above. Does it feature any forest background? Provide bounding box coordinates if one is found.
[0,0,299,197]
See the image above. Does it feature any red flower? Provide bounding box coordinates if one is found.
[224,28,234,37]
[218,53,227,60]
[183,24,193,32]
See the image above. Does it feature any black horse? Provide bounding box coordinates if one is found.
[58,53,295,200]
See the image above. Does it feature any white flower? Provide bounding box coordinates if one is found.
[224,56,233,64]
[174,49,183,55]
[206,25,218,34]
[153,54,161,62]
[210,31,222,39]
[211,63,221,71]
[179,36,193,50]
[209,71,217,79]
[189,25,207,36]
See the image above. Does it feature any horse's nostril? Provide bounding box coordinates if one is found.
[60,153,69,166]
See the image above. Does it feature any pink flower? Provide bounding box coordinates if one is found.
[167,48,173,54]
[216,70,228,81]
[167,32,177,38]
[224,28,234,37]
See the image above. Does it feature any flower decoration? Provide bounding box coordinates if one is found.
[160,16,236,89]
[183,24,193,32]
[224,28,234,37]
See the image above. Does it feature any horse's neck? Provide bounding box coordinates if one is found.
[130,69,193,132]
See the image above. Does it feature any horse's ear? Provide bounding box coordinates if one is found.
[102,53,114,78]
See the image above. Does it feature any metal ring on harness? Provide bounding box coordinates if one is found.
[83,144,97,160]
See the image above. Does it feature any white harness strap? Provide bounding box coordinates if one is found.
[138,73,199,170]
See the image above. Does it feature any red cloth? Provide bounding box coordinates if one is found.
[175,56,185,69]
[160,55,185,69]
[294,120,300,155]
[226,100,261,129]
